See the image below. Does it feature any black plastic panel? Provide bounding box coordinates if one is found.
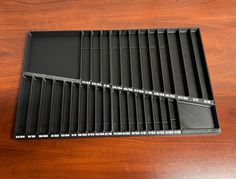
[14,28,220,139]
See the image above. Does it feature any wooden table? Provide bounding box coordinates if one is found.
[0,1,235,178]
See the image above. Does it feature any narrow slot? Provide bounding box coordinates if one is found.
[48,80,55,134]
[130,31,142,89]
[179,30,198,97]
[60,82,71,134]
[92,31,101,82]
[158,30,174,93]
[157,97,164,130]
[191,30,211,99]
[148,30,161,92]
[100,31,103,83]
[102,31,110,84]
[167,30,186,95]
[37,79,52,134]
[127,92,137,131]
[69,83,80,133]
[112,89,120,131]
[119,91,123,131]
[37,78,45,134]
[109,31,113,85]
[60,82,65,133]
[120,91,129,131]
[26,77,42,134]
[90,31,93,81]
[138,30,145,89]
[160,97,170,130]
[103,88,111,131]
[15,76,31,135]
[25,77,35,134]
[150,96,158,130]
[80,31,84,80]
[78,85,87,132]
[119,31,124,86]
[165,30,175,94]
[49,81,63,134]
[140,30,153,90]
[197,29,213,99]
[155,30,164,92]
[144,95,154,130]
[177,29,189,96]
[127,31,133,87]
[188,30,202,98]
[111,31,121,86]
[168,99,180,130]
[81,31,91,81]
[136,93,145,131]
[95,87,103,132]
[78,32,81,79]
[87,86,95,132]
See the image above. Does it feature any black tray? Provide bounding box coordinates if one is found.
[14,28,220,139]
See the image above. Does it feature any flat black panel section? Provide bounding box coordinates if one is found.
[178,101,216,129]
[27,32,80,79]
[15,28,219,139]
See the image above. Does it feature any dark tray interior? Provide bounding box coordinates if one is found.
[14,28,220,139]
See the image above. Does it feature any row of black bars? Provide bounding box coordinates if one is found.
[77,29,212,100]
[15,75,181,135]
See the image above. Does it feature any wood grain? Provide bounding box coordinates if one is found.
[0,0,236,178]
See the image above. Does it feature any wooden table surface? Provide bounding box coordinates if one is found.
[0,0,236,178]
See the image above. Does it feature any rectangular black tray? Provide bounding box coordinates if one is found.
[14,28,220,139]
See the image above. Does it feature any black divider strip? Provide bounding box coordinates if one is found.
[151,96,157,130]
[119,91,123,131]
[48,80,55,134]
[77,84,82,132]
[86,86,90,132]
[60,82,66,133]
[69,83,74,133]
[159,97,165,130]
